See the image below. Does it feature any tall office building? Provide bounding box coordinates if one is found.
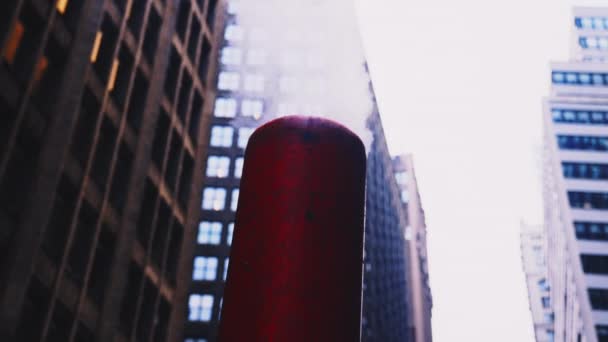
[183,1,413,341]
[542,7,608,342]
[0,0,223,341]
[393,154,433,342]
[521,223,554,342]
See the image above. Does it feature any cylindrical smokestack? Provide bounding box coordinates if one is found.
[218,116,366,342]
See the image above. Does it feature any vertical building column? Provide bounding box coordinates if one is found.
[0,0,105,339]
[95,1,179,340]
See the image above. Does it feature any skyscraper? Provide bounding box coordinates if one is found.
[542,7,608,342]
[183,1,413,341]
[393,154,433,342]
[521,223,554,342]
[0,0,223,340]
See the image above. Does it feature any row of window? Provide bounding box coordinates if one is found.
[224,24,324,46]
[552,71,608,86]
[579,36,608,50]
[217,71,327,94]
[575,221,608,241]
[563,162,608,180]
[575,17,608,30]
[552,108,608,125]
[201,187,239,211]
[218,71,264,92]
[209,125,254,148]
[214,97,263,119]
[568,191,608,210]
[557,135,608,152]
[220,46,326,69]
[206,156,244,178]
[197,221,234,246]
[192,256,229,281]
[581,254,608,275]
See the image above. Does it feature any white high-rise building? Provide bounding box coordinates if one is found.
[542,7,608,342]
[521,223,554,342]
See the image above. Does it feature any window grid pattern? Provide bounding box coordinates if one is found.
[575,17,608,30]
[201,187,227,211]
[552,71,608,86]
[192,256,218,281]
[562,162,608,180]
[206,156,230,178]
[188,294,214,322]
[552,109,608,125]
[0,0,222,340]
[197,222,222,245]
[557,135,608,152]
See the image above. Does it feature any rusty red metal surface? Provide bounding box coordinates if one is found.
[217,116,367,342]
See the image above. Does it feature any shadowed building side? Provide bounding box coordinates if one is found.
[0,0,225,341]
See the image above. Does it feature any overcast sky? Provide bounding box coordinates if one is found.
[355,0,605,341]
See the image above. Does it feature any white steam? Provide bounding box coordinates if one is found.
[229,0,374,152]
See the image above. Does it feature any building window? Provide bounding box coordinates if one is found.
[197,222,222,245]
[552,71,608,86]
[185,338,208,342]
[202,187,226,210]
[209,126,233,147]
[247,49,266,66]
[231,189,240,212]
[206,156,230,178]
[249,27,268,43]
[552,108,608,125]
[193,257,218,281]
[557,135,608,152]
[562,162,608,180]
[568,191,608,210]
[243,74,265,92]
[279,76,298,93]
[575,221,608,241]
[224,25,244,41]
[188,294,214,322]
[234,157,244,178]
[575,17,608,30]
[581,254,608,275]
[395,171,407,185]
[241,99,263,119]
[597,325,608,341]
[401,190,409,203]
[589,289,608,310]
[218,71,240,91]
[221,47,242,65]
[214,98,237,118]
[579,36,608,50]
[227,0,240,14]
[227,223,234,246]
[541,296,551,308]
[237,127,254,149]
[538,279,550,292]
[224,258,229,280]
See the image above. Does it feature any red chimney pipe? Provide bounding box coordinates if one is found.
[217,116,366,342]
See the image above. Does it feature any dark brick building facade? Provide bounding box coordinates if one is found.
[0,0,224,341]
